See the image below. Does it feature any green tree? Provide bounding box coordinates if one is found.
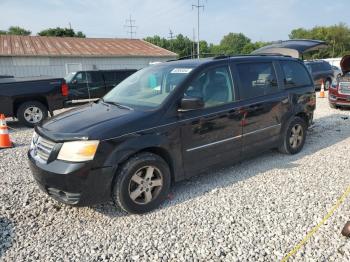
[219,33,252,54]
[0,26,31,35]
[145,34,194,58]
[38,27,86,38]
[289,23,350,58]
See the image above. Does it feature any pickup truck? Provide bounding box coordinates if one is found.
[64,69,137,103]
[0,77,68,127]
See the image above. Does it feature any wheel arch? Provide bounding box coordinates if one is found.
[295,111,310,126]
[137,147,176,184]
[105,138,182,186]
[13,97,48,116]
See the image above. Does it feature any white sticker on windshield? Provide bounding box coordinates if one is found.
[171,68,193,74]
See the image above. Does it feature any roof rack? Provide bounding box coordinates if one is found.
[166,53,293,62]
[213,53,293,60]
[166,53,225,62]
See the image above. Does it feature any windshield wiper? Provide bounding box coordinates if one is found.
[103,100,133,110]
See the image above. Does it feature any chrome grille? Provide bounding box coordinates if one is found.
[339,82,350,95]
[32,134,56,162]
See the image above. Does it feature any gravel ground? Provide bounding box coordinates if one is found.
[1,94,350,261]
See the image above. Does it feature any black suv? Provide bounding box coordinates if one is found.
[28,55,315,214]
[304,60,333,89]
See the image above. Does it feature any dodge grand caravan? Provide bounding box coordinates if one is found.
[28,55,316,214]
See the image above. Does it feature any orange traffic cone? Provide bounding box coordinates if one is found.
[319,80,326,98]
[0,114,13,148]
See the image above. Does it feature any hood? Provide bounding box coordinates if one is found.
[340,55,350,74]
[251,39,328,58]
[38,101,147,141]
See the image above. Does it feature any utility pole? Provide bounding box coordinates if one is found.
[192,0,204,59]
[68,22,72,30]
[192,28,196,59]
[168,29,175,51]
[168,29,174,40]
[124,15,137,39]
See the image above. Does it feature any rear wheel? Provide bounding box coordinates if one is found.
[112,152,171,214]
[279,117,307,155]
[17,101,48,127]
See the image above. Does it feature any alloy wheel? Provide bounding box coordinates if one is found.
[128,166,163,205]
[289,124,303,149]
[24,106,43,124]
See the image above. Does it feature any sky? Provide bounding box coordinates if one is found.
[0,0,349,44]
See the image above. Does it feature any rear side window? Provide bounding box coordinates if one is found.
[104,72,116,81]
[91,72,103,82]
[116,71,133,82]
[237,62,278,99]
[281,61,312,88]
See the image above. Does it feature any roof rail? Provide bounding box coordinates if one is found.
[166,53,225,62]
[214,53,293,59]
[166,53,293,62]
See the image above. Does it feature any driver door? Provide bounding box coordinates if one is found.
[179,64,243,176]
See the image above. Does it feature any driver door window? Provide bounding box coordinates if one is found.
[74,72,85,83]
[74,72,92,84]
[184,66,234,108]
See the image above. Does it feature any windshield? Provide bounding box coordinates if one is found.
[64,72,76,83]
[103,64,193,109]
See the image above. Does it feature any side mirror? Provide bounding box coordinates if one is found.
[179,97,204,111]
[71,79,77,85]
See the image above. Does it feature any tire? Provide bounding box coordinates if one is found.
[329,103,337,109]
[279,116,307,155]
[112,152,171,214]
[324,79,331,90]
[17,101,48,127]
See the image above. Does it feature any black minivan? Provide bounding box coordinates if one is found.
[28,55,315,214]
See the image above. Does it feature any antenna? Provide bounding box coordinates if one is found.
[192,0,205,59]
[124,14,137,39]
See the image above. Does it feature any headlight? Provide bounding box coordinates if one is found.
[57,140,99,162]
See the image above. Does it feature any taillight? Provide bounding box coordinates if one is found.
[61,82,69,96]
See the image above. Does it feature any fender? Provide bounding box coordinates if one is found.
[100,128,185,182]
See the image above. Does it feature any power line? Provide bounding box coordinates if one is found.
[192,0,205,59]
[124,14,137,39]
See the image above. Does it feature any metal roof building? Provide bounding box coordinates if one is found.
[0,35,177,77]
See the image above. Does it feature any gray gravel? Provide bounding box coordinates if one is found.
[1,95,350,261]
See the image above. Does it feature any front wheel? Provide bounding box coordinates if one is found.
[17,101,48,127]
[329,103,337,109]
[324,79,331,90]
[112,152,171,214]
[279,117,307,155]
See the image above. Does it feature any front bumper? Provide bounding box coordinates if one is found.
[328,87,350,107]
[28,150,114,206]
[329,94,350,107]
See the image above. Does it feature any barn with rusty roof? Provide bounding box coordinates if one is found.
[0,35,177,77]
